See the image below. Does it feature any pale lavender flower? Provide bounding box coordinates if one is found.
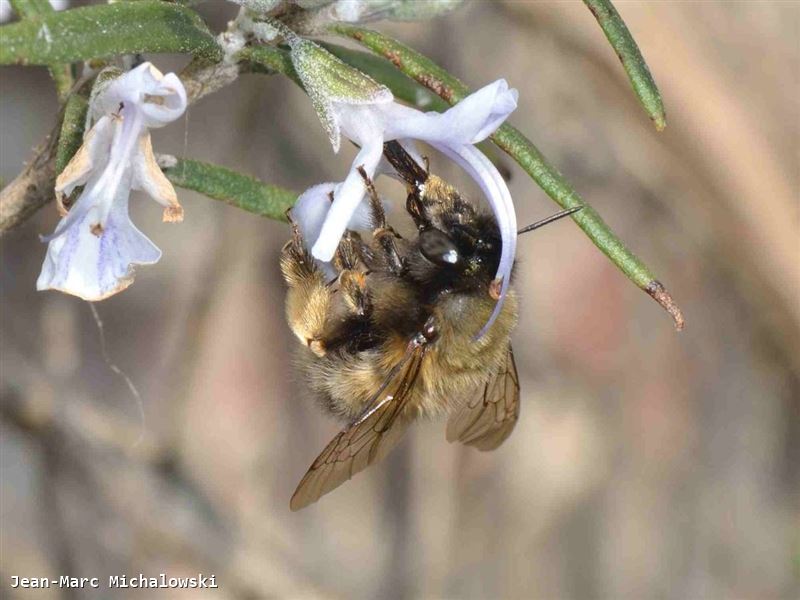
[37,62,187,301]
[291,39,518,336]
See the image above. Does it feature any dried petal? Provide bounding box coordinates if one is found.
[55,115,114,202]
[132,133,183,222]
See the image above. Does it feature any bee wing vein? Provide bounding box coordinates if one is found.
[290,345,426,510]
[446,345,520,451]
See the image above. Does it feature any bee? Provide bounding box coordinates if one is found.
[280,141,579,510]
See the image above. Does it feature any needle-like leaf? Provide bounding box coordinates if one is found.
[583,0,666,131]
[160,158,296,221]
[0,1,221,66]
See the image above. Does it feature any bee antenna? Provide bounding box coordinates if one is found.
[518,206,582,235]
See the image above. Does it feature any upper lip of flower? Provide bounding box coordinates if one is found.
[290,38,519,336]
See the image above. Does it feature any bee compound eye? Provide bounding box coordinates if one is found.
[419,229,460,267]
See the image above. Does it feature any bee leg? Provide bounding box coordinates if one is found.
[356,166,406,276]
[334,232,372,318]
[280,220,332,357]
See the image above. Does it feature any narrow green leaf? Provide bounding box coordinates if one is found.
[0,1,221,66]
[331,24,683,329]
[55,92,88,175]
[237,45,302,86]
[161,158,296,221]
[583,0,666,131]
[8,0,73,100]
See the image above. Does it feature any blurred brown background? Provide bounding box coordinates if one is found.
[1,1,798,598]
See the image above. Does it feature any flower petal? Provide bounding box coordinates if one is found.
[293,182,338,250]
[37,190,161,301]
[384,79,518,145]
[139,71,187,128]
[94,62,187,129]
[331,101,387,148]
[55,115,114,205]
[294,180,385,246]
[310,137,384,261]
[132,133,183,222]
[432,143,516,338]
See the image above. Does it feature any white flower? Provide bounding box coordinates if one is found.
[291,39,518,336]
[37,62,187,301]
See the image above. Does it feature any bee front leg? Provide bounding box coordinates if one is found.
[356,166,406,276]
[334,232,371,318]
[280,219,332,357]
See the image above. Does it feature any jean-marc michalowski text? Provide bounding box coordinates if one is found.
[10,574,218,589]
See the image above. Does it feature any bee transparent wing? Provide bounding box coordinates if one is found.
[446,344,520,451]
[290,344,427,511]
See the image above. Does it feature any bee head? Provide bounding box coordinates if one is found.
[410,211,502,297]
[383,140,506,297]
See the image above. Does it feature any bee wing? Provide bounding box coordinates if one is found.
[290,343,427,511]
[446,344,520,451]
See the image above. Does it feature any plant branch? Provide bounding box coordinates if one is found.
[0,119,60,233]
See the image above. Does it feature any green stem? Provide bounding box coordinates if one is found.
[583,0,666,131]
[330,24,683,329]
[161,158,296,221]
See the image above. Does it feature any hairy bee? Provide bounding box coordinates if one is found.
[281,141,523,511]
